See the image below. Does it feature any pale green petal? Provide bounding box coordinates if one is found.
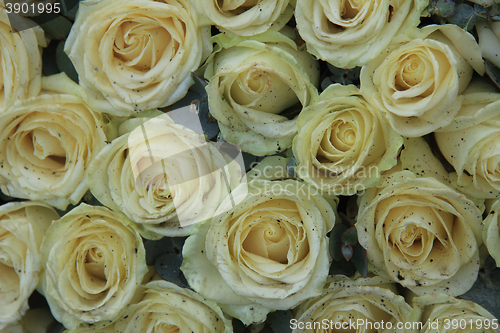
[39,204,147,330]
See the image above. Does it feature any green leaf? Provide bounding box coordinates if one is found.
[155,253,190,289]
[352,243,368,278]
[427,0,457,18]
[42,40,60,76]
[321,64,361,90]
[341,243,354,261]
[485,60,500,90]
[267,310,293,333]
[445,3,489,31]
[329,224,347,261]
[56,40,78,82]
[59,0,80,20]
[279,103,302,120]
[329,255,356,277]
[144,236,187,266]
[341,226,358,245]
[33,13,73,40]
[339,212,354,227]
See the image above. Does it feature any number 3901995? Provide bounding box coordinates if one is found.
[5,2,61,14]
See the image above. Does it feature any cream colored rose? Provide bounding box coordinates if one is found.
[39,204,148,330]
[182,179,337,325]
[0,202,59,330]
[0,8,44,113]
[204,30,319,156]
[360,24,484,137]
[483,199,500,267]
[111,280,232,333]
[293,84,403,196]
[0,73,106,210]
[191,0,293,36]
[292,276,414,333]
[356,170,483,296]
[64,0,212,116]
[89,110,244,239]
[434,82,500,199]
[409,294,499,333]
[295,0,427,68]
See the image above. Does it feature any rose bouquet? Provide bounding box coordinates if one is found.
[0,0,499,332]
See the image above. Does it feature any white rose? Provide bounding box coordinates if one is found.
[39,204,148,330]
[293,84,403,195]
[409,293,499,333]
[360,24,484,137]
[434,81,500,199]
[64,0,212,116]
[356,170,483,296]
[0,8,45,113]
[89,110,244,239]
[0,73,106,210]
[112,280,232,333]
[191,0,294,36]
[295,0,428,68]
[204,30,320,156]
[182,179,337,325]
[0,202,59,330]
[293,276,415,333]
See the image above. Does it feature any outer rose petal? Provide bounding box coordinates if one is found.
[483,199,500,267]
[64,0,212,116]
[182,179,337,325]
[191,0,294,36]
[39,204,148,330]
[0,10,45,114]
[0,73,106,210]
[295,0,428,68]
[0,202,59,330]
[356,171,483,296]
[293,84,403,195]
[477,21,500,69]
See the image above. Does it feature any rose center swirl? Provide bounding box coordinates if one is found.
[154,322,179,333]
[395,54,426,90]
[114,20,176,72]
[216,0,259,15]
[383,204,455,265]
[340,0,362,20]
[229,66,300,113]
[230,199,309,268]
